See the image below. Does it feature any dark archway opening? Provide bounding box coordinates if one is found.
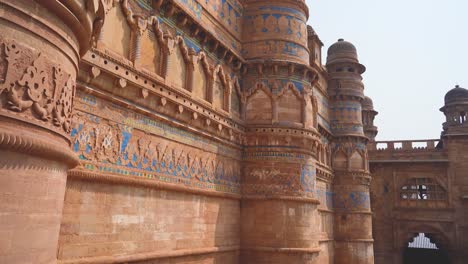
[403,233,451,264]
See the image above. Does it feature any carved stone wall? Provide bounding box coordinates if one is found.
[0,0,104,263]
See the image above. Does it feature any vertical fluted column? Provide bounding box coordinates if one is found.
[0,0,103,262]
[326,39,374,264]
[122,0,146,68]
[240,1,323,263]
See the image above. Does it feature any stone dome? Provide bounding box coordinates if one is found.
[362,96,374,111]
[327,38,357,57]
[326,39,365,72]
[444,85,468,105]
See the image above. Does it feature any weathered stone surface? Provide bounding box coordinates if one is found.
[0,0,466,264]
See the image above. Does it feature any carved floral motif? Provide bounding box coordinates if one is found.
[0,39,76,134]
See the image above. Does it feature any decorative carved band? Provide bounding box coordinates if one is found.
[0,122,79,167]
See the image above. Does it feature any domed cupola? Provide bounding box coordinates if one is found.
[326,38,365,75]
[362,96,375,111]
[326,39,366,73]
[444,85,468,105]
[440,85,468,136]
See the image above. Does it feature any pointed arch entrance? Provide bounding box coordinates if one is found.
[402,232,450,264]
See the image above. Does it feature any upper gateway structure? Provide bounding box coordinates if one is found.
[0,0,466,263]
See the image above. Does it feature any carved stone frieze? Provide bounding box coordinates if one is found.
[0,39,76,138]
[71,95,242,194]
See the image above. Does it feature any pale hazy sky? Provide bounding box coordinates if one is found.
[306,0,468,140]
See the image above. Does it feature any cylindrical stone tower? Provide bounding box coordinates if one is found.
[326,39,374,264]
[440,85,468,264]
[240,0,323,263]
[0,1,104,262]
[362,96,378,142]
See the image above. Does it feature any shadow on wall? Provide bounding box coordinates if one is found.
[58,179,240,263]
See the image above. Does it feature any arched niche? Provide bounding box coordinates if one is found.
[246,84,272,124]
[192,53,211,101]
[213,67,229,111]
[230,78,242,118]
[100,1,131,58]
[166,38,190,90]
[349,150,364,170]
[333,149,347,169]
[140,29,164,76]
[276,84,302,124]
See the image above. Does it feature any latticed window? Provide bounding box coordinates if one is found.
[400,178,447,201]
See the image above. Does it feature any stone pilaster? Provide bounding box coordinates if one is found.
[0,0,104,262]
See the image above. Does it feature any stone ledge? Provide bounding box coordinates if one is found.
[335,239,374,243]
[69,168,242,200]
[242,195,320,204]
[241,246,321,254]
[58,245,240,264]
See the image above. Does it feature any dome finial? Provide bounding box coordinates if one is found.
[338,38,344,42]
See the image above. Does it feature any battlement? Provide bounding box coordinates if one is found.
[369,139,442,151]
[369,139,448,163]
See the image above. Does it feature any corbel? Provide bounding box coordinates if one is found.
[141,88,149,98]
[178,15,189,27]
[192,112,198,120]
[201,35,209,46]
[90,66,101,79]
[220,49,228,61]
[205,118,211,127]
[211,41,219,53]
[288,64,296,76]
[256,64,263,76]
[116,78,127,89]
[273,64,279,75]
[225,54,233,64]
[303,68,309,79]
[160,97,167,106]
[191,26,200,38]
[218,124,223,132]
[177,105,184,114]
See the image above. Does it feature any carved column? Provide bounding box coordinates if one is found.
[326,39,374,264]
[0,0,103,262]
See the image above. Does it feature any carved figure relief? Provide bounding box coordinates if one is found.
[71,111,241,192]
[0,39,76,135]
